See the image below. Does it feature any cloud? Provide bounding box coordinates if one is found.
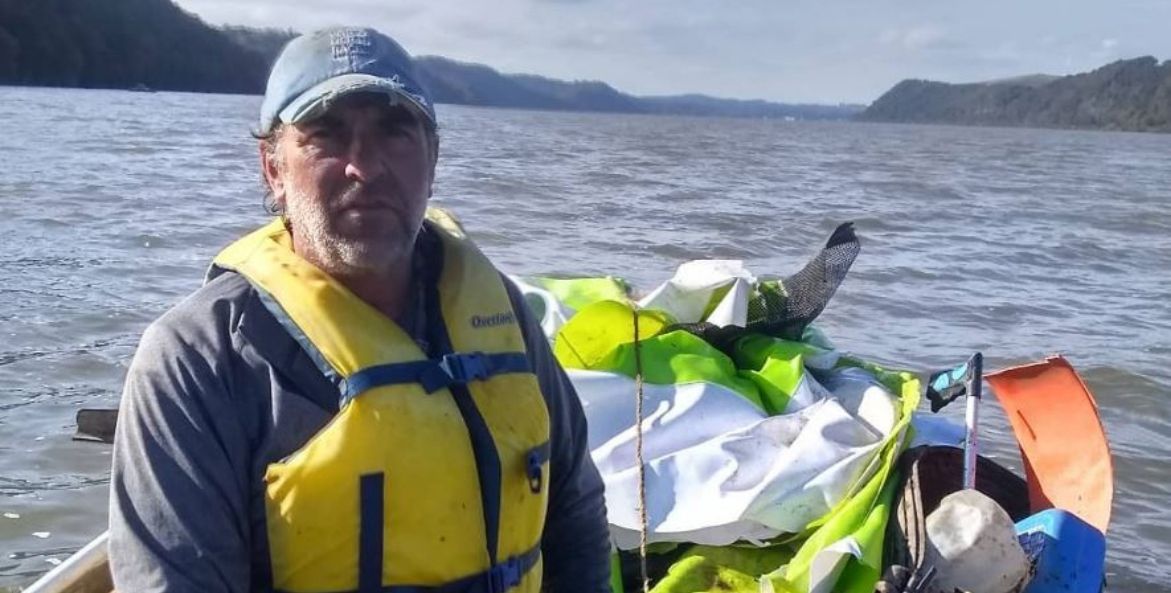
[169,0,1171,104]
[554,32,613,51]
[174,0,425,30]
[1089,37,1122,65]
[879,25,950,51]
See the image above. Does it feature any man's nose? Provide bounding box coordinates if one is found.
[343,133,387,183]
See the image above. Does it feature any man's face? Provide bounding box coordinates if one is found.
[262,93,437,276]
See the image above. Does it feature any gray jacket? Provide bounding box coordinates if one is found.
[108,236,611,593]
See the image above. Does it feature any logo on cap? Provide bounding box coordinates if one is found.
[330,28,373,61]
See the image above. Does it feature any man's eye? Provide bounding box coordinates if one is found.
[381,120,416,137]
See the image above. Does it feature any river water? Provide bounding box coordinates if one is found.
[0,86,1168,591]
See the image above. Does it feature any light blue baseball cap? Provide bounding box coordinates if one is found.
[259,27,436,134]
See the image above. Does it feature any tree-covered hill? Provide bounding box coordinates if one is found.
[860,57,1171,132]
[417,56,864,119]
[0,0,291,93]
[0,0,859,120]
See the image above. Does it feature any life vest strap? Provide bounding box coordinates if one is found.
[274,545,541,593]
[359,473,385,593]
[342,352,532,400]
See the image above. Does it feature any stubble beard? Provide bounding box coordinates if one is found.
[283,182,419,278]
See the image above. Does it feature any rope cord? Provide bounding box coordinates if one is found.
[632,305,649,593]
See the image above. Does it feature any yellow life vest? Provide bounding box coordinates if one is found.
[213,211,551,593]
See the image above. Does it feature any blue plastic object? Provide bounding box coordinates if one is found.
[1016,509,1106,593]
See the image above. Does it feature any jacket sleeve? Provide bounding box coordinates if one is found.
[506,281,612,593]
[108,309,254,593]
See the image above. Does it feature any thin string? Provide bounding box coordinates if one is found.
[632,306,649,593]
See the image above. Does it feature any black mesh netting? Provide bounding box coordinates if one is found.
[671,222,860,353]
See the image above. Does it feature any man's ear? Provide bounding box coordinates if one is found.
[260,140,286,207]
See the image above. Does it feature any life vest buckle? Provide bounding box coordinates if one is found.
[487,556,524,593]
[438,352,490,384]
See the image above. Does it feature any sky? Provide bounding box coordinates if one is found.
[175,0,1171,105]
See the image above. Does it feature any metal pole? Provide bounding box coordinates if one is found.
[962,352,984,490]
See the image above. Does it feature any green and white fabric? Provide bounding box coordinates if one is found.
[511,260,922,593]
[572,365,900,550]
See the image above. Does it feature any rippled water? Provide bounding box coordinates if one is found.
[1,86,1168,591]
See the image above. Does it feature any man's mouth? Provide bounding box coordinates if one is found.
[340,201,394,212]
[335,184,400,214]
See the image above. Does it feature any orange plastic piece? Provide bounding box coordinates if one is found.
[985,355,1113,533]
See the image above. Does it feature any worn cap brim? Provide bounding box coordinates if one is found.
[277,72,436,127]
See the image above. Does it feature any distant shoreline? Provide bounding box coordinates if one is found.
[7,82,1169,136]
[0,81,863,122]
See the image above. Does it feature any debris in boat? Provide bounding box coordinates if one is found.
[45,557,62,566]
[31,531,50,539]
[924,489,1030,593]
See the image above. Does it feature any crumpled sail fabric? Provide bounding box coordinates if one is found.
[575,367,898,550]
[637,259,758,327]
[517,260,752,338]
[512,258,921,593]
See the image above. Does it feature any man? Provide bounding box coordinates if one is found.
[109,26,611,593]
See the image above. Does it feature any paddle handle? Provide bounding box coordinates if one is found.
[962,352,983,490]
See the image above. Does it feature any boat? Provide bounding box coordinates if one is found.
[23,226,1113,592]
[21,532,110,593]
[24,354,1112,593]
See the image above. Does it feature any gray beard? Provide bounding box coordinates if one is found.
[283,184,417,277]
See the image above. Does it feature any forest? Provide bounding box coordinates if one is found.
[860,57,1171,132]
